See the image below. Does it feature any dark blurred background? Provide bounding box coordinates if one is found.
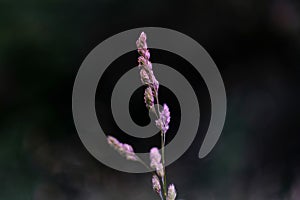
[1,0,300,199]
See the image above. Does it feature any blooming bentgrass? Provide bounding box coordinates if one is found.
[107,32,177,200]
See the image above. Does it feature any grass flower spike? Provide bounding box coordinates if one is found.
[137,32,159,93]
[107,136,138,161]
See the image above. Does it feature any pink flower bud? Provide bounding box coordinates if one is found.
[140,69,151,85]
[136,32,148,49]
[156,163,164,177]
[155,104,171,133]
[144,87,154,110]
[138,48,150,60]
[167,184,177,200]
[152,175,161,194]
[107,136,123,151]
[150,147,164,177]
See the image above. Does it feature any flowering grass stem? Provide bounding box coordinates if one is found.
[107,32,177,200]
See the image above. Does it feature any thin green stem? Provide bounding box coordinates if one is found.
[161,130,167,198]
[159,192,164,200]
[136,157,152,172]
